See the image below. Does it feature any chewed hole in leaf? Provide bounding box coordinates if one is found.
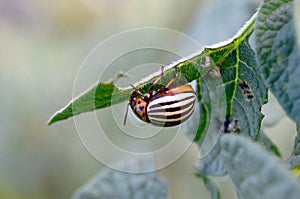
[238,80,254,100]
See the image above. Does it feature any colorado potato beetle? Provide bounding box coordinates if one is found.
[124,66,196,127]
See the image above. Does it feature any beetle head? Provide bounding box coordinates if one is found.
[129,91,148,122]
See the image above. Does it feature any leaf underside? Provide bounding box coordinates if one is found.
[196,173,221,199]
[255,0,300,124]
[220,134,300,199]
[71,158,168,199]
[289,125,300,169]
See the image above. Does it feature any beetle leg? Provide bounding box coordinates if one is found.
[165,67,178,88]
[148,66,165,95]
[123,103,130,125]
[130,84,144,96]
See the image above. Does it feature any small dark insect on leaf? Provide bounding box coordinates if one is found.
[238,80,254,100]
[223,117,240,133]
[215,117,240,134]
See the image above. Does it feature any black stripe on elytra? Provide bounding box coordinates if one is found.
[152,120,182,127]
[149,103,194,120]
[148,100,195,114]
[150,108,195,126]
[149,95,195,109]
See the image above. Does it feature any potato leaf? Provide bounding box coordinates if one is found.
[221,134,300,199]
[256,0,300,124]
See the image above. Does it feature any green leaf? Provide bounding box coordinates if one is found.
[220,134,300,199]
[206,28,267,139]
[48,56,212,125]
[288,125,300,169]
[255,0,300,124]
[195,141,227,177]
[196,173,221,199]
[258,131,282,157]
[71,158,168,199]
[192,78,210,142]
[48,12,267,129]
[48,81,131,125]
[194,12,272,179]
[194,131,281,178]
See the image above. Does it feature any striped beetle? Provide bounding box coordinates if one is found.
[124,66,196,127]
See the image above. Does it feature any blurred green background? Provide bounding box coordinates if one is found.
[0,0,296,198]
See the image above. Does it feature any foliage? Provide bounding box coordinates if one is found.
[220,134,300,199]
[49,0,300,198]
[71,158,168,199]
[256,0,300,124]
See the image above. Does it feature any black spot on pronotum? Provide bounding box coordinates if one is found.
[139,106,144,111]
[238,80,254,100]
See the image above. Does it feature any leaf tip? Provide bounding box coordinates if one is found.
[47,105,73,126]
[47,112,61,126]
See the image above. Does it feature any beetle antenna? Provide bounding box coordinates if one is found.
[129,84,136,89]
[124,103,130,125]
